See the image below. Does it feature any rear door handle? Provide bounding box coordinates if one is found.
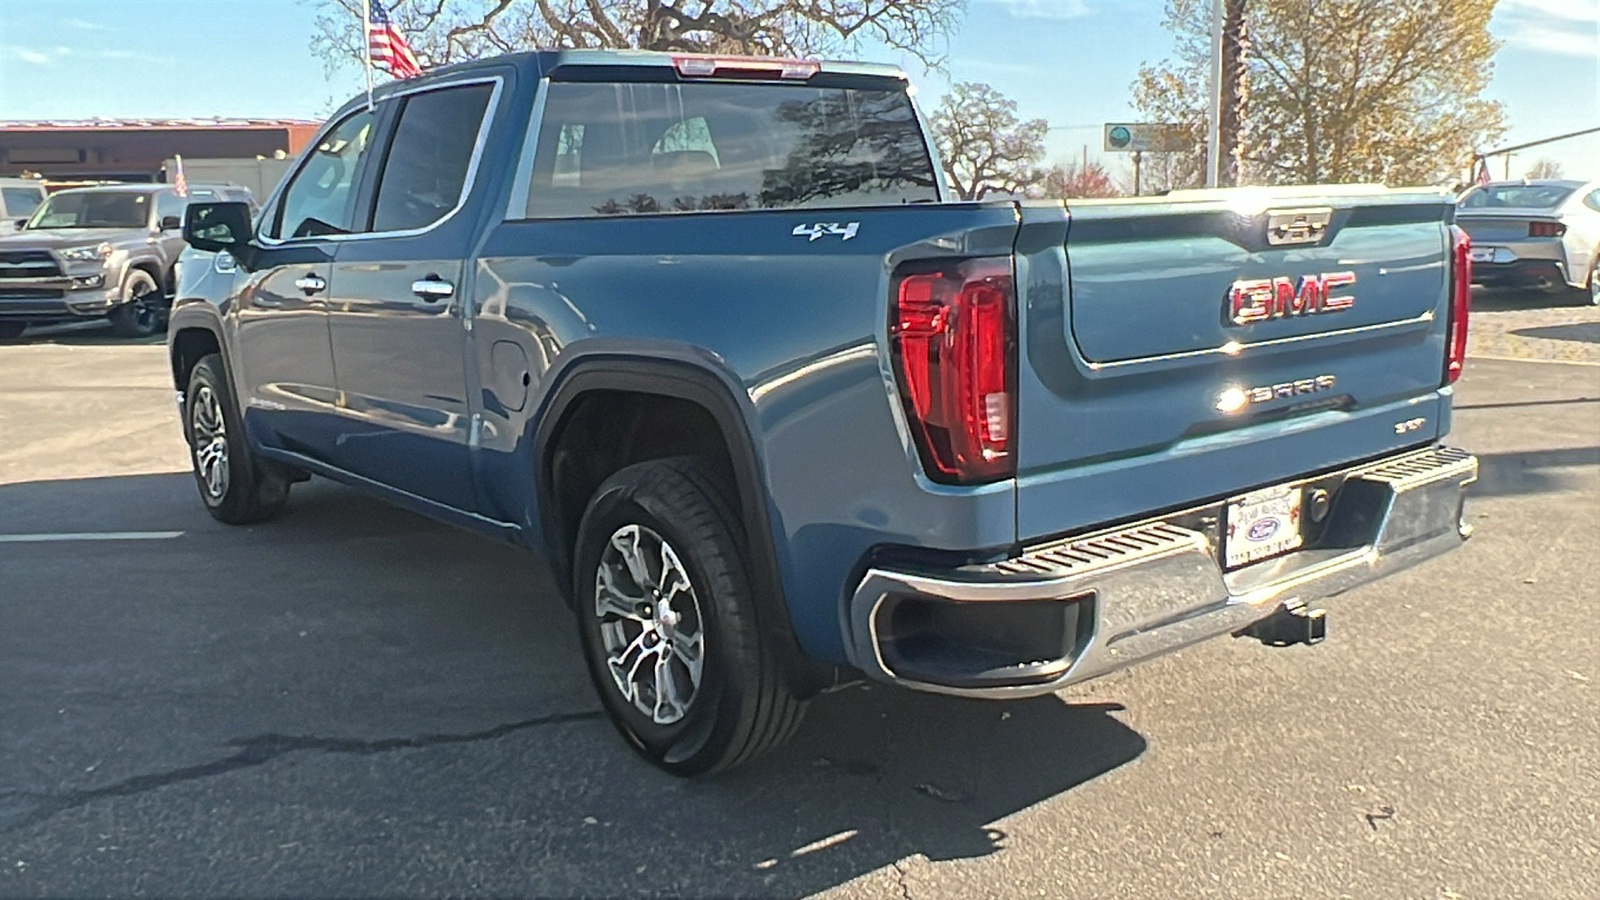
[294,273,327,295]
[412,276,455,302]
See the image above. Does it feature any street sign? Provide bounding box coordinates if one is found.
[1103,123,1188,153]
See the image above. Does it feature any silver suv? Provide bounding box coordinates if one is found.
[0,183,251,339]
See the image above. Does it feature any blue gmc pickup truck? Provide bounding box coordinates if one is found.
[171,50,1478,775]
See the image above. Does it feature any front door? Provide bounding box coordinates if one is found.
[233,105,381,461]
[324,79,499,512]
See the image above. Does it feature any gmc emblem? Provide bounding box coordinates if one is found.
[1228,272,1356,325]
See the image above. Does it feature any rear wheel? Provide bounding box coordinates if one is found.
[109,270,164,338]
[573,457,805,776]
[185,353,289,524]
[1586,257,1599,306]
[0,322,25,340]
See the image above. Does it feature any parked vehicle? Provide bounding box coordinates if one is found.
[0,183,251,339]
[0,177,47,236]
[1456,179,1600,304]
[170,51,1479,775]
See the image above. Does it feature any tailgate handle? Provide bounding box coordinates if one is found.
[1266,208,1333,246]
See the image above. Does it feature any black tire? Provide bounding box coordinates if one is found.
[108,269,165,338]
[0,321,25,340]
[1585,257,1599,307]
[573,456,805,776]
[185,353,289,524]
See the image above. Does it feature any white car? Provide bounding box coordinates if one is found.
[1456,179,1600,305]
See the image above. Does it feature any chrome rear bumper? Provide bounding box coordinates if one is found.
[846,446,1478,698]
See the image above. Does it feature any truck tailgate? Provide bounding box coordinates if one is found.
[1013,187,1457,542]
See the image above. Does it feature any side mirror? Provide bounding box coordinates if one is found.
[12,218,25,230]
[160,215,182,231]
[183,202,258,269]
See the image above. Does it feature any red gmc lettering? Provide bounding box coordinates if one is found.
[1229,271,1357,325]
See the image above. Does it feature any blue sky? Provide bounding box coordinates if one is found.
[1,0,1596,181]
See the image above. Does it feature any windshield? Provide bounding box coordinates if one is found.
[27,191,151,229]
[1459,183,1577,210]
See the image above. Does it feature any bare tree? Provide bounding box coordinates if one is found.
[311,0,965,74]
[928,82,1049,201]
[1524,158,1564,180]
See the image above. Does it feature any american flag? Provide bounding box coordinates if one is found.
[171,154,188,197]
[368,0,421,80]
[1474,160,1492,186]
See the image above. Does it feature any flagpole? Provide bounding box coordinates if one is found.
[362,0,375,111]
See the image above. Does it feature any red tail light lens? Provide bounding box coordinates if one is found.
[890,258,1016,483]
[1445,225,1472,384]
[1528,221,1566,238]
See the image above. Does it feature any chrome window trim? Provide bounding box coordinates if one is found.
[505,76,552,221]
[258,74,506,247]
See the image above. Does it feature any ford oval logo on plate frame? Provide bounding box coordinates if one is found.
[1247,518,1281,541]
[1225,484,1305,568]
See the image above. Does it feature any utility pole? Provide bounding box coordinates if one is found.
[1205,0,1223,187]
[1217,0,1248,187]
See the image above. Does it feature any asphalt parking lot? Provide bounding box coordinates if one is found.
[2,292,1597,899]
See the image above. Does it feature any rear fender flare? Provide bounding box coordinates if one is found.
[529,348,830,694]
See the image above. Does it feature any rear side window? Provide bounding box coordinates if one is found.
[522,80,939,218]
[3,187,44,218]
[369,82,495,233]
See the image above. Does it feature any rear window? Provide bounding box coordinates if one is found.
[1459,184,1576,209]
[521,80,939,218]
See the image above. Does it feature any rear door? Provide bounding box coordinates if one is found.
[324,76,501,512]
[1013,189,1457,540]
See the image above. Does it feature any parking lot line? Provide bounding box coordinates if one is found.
[0,531,185,543]
[1470,354,1600,367]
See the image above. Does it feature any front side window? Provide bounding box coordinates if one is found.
[3,187,45,219]
[1585,190,1600,213]
[272,107,378,239]
[28,191,150,229]
[522,80,939,218]
[368,82,495,233]
[154,191,185,226]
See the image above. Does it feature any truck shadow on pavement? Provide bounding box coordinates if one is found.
[0,472,1145,897]
[1469,445,1600,497]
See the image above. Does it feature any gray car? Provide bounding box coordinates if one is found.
[0,183,251,339]
[1456,179,1600,305]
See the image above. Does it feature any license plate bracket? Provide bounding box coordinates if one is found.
[1225,484,1305,568]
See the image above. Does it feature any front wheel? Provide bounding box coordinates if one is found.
[109,270,165,338]
[185,353,289,524]
[573,457,805,776]
[1586,257,1599,306]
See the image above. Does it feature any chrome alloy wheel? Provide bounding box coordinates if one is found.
[190,384,230,500]
[594,524,706,726]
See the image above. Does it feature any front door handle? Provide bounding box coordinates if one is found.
[294,273,327,295]
[412,276,455,302]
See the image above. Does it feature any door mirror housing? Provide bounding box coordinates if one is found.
[159,215,182,231]
[183,202,258,268]
[12,218,25,230]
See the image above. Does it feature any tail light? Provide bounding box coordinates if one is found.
[1528,221,1566,238]
[1445,225,1472,384]
[890,258,1016,483]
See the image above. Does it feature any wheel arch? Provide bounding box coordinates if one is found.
[533,355,836,696]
